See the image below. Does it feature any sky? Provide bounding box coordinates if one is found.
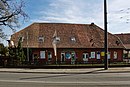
[2,0,130,45]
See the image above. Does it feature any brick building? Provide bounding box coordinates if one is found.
[10,23,125,64]
[115,33,130,59]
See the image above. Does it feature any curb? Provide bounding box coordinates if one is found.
[0,68,130,74]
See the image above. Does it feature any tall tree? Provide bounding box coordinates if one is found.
[16,36,25,62]
[0,43,8,56]
[0,0,28,39]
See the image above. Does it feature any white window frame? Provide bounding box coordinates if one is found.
[90,52,95,58]
[83,53,89,62]
[40,51,45,59]
[38,36,44,42]
[114,51,118,59]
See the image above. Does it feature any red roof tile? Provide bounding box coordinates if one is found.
[115,33,130,49]
[11,23,125,49]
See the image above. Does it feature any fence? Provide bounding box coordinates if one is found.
[0,56,130,67]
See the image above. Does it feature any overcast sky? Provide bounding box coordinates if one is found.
[3,0,130,44]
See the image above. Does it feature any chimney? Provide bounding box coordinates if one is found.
[90,22,94,26]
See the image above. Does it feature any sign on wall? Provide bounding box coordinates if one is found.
[97,51,100,59]
[65,52,71,59]
[101,51,105,56]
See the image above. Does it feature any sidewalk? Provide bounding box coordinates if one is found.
[0,67,130,74]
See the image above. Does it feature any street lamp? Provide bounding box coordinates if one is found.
[104,0,108,70]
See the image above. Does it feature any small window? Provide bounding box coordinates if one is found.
[114,51,118,59]
[83,53,89,59]
[56,37,60,42]
[48,52,52,61]
[38,36,44,42]
[83,53,89,62]
[90,52,95,58]
[70,37,76,42]
[40,51,45,59]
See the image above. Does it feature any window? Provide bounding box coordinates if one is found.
[83,53,89,62]
[38,36,44,42]
[90,52,95,58]
[53,37,60,43]
[40,51,45,59]
[56,37,60,42]
[114,51,118,59]
[48,52,52,61]
[70,37,76,42]
[83,53,89,59]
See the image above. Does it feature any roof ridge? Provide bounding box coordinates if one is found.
[115,33,130,35]
[33,22,92,26]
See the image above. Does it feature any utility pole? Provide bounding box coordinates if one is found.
[104,0,108,70]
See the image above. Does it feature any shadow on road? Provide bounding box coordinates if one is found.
[20,74,73,80]
[20,69,105,80]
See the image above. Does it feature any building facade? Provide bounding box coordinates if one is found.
[10,23,125,64]
[115,33,130,59]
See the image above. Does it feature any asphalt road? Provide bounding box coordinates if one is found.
[0,72,130,87]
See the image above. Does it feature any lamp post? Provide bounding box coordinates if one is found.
[104,0,108,70]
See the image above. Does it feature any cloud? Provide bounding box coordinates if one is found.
[30,0,130,33]
[108,0,130,33]
[32,0,103,25]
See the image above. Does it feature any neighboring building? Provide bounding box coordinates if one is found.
[115,33,130,59]
[10,23,125,64]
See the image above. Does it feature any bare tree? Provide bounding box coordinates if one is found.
[0,0,28,39]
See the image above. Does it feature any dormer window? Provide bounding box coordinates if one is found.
[71,37,76,42]
[56,37,60,42]
[38,36,44,42]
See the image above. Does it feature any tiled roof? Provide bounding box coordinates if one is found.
[115,33,130,49]
[11,23,125,49]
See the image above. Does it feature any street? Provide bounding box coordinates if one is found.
[0,71,130,87]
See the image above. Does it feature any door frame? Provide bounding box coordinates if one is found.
[61,52,65,63]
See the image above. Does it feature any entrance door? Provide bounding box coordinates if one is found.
[61,52,65,63]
